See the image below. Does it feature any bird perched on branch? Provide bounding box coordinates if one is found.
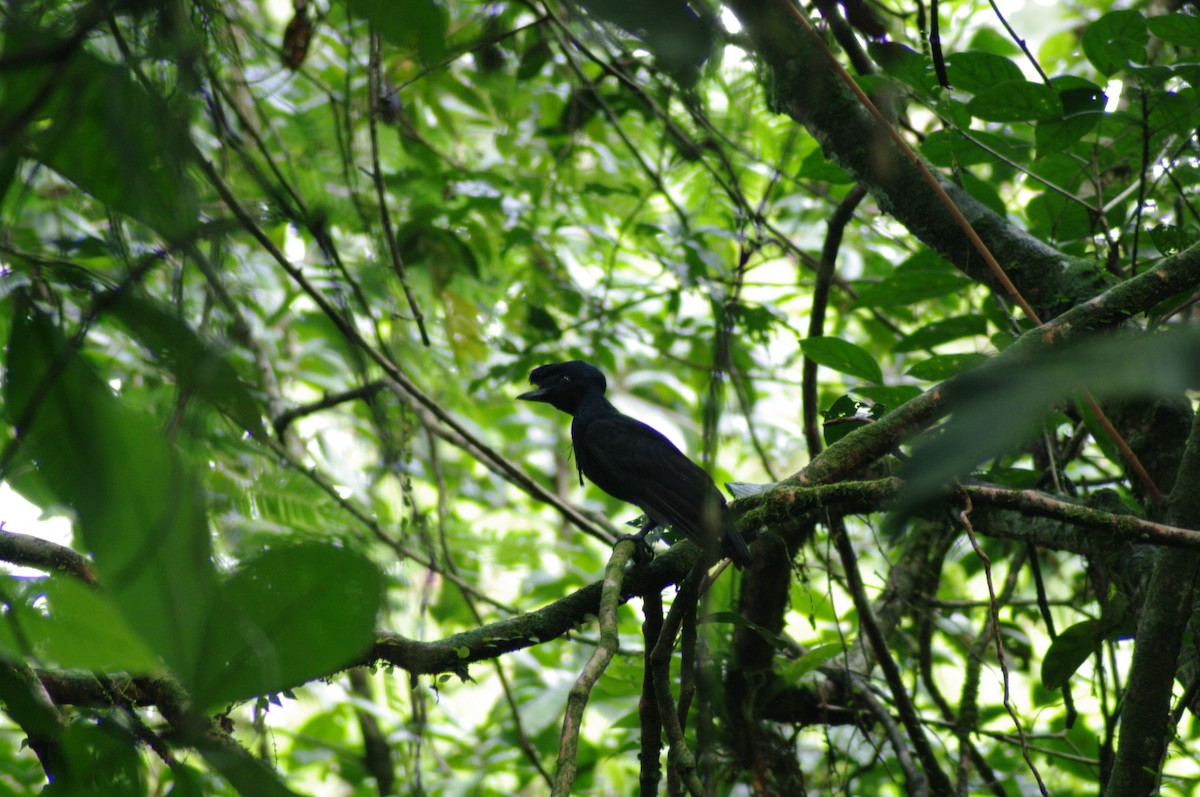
[518,360,753,569]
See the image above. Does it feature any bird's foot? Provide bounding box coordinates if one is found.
[616,533,655,565]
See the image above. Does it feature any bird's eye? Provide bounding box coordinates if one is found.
[561,375,571,383]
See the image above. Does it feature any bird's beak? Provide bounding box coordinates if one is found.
[517,386,551,402]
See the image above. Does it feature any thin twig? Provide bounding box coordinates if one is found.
[804,185,868,458]
[957,494,1048,795]
[983,0,1050,84]
[367,32,430,346]
[650,558,709,797]
[829,512,950,796]
[552,539,635,795]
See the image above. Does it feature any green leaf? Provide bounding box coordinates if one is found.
[868,42,936,95]
[59,722,145,797]
[985,467,1044,489]
[921,129,1030,168]
[1083,10,1149,75]
[822,395,862,420]
[108,293,266,437]
[823,414,873,446]
[894,316,987,353]
[777,643,844,682]
[516,36,552,81]
[1,28,199,241]
[800,338,883,383]
[1056,78,1107,114]
[1036,114,1102,153]
[349,0,448,64]
[4,299,219,683]
[1147,14,1200,49]
[1124,63,1176,87]
[1035,78,1106,152]
[1041,620,1101,690]
[820,395,880,445]
[967,81,1063,122]
[525,305,562,337]
[967,27,1021,57]
[905,352,988,381]
[1148,89,1200,141]
[190,542,383,710]
[1148,223,1196,255]
[852,271,971,308]
[902,329,1200,505]
[26,578,161,672]
[852,384,923,407]
[960,169,1007,216]
[699,611,788,649]
[944,52,1023,93]
[798,148,852,183]
[1026,192,1096,242]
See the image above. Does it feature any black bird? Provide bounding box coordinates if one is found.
[518,360,753,569]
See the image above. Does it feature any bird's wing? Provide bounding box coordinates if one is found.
[577,415,722,543]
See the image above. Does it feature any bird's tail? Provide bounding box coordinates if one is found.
[722,521,753,570]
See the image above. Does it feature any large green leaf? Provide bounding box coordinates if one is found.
[0,28,199,242]
[893,316,987,353]
[967,81,1063,122]
[4,299,219,683]
[852,271,971,308]
[776,643,844,683]
[868,42,937,95]
[800,338,883,384]
[107,293,266,438]
[1083,9,1149,75]
[1041,620,1101,690]
[25,578,161,672]
[901,329,1200,502]
[1146,14,1200,49]
[348,0,448,64]
[945,52,1023,93]
[190,543,383,710]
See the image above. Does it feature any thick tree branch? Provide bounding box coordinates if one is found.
[789,240,1200,489]
[0,526,97,584]
[1106,407,1200,795]
[723,0,1112,321]
[740,478,1200,552]
[368,544,694,677]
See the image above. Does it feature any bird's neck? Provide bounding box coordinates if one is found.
[572,390,618,421]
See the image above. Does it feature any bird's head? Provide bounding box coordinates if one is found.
[517,360,606,415]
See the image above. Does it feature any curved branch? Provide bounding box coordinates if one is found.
[0,526,97,585]
[804,185,867,458]
[368,544,695,677]
[723,0,1112,321]
[551,539,635,795]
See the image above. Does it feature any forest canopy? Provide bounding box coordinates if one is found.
[3,0,1200,795]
